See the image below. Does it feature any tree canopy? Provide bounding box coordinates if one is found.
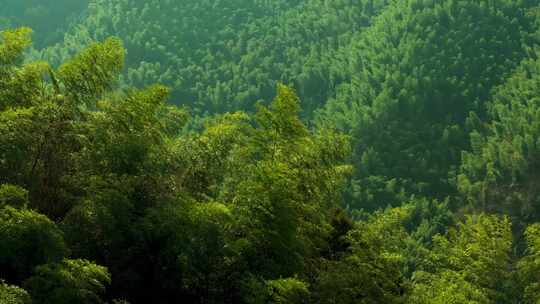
[2,0,540,303]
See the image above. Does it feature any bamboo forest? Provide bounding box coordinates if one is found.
[2,0,540,303]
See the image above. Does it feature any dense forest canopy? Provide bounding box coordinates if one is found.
[2,0,540,303]
[0,0,88,47]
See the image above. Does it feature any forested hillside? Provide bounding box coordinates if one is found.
[2,0,540,303]
[0,0,87,47]
[32,0,392,115]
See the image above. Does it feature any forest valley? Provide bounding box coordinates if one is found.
[2,0,540,303]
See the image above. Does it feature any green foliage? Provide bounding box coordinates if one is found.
[459,52,540,224]
[0,0,88,47]
[266,278,310,304]
[0,206,67,282]
[0,27,46,111]
[412,214,513,303]
[80,85,184,176]
[409,270,490,304]
[315,207,412,304]
[242,277,309,304]
[0,281,31,304]
[517,223,540,303]
[2,0,540,302]
[0,26,130,219]
[0,184,29,209]
[23,259,110,304]
[219,85,351,278]
[315,255,407,304]
[0,27,32,64]
[140,200,233,301]
[57,37,124,104]
[35,0,393,116]
[60,188,134,262]
[318,0,538,210]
